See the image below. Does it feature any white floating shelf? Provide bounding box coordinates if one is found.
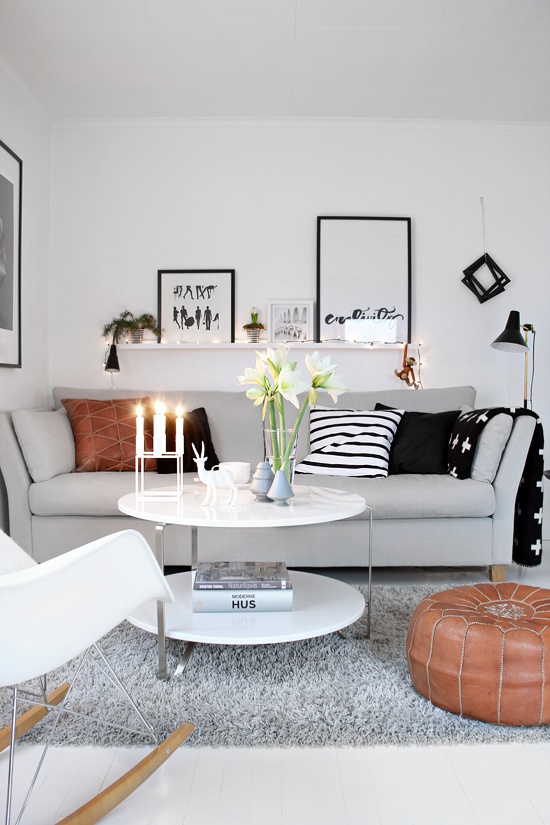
[118,341,421,350]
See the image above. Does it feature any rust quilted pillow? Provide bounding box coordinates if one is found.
[61,398,156,472]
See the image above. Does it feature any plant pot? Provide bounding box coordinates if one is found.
[129,329,144,344]
[245,328,262,344]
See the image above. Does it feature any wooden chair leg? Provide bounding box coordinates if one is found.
[490,564,507,583]
[57,721,194,825]
[0,683,70,753]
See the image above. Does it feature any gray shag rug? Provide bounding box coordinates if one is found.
[9,583,550,748]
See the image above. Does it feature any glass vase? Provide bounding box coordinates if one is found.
[263,428,298,485]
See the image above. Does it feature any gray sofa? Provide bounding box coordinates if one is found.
[0,385,536,581]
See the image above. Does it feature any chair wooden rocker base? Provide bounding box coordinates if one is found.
[0,530,193,825]
[1,674,193,825]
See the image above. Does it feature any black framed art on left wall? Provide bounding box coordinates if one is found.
[0,138,22,368]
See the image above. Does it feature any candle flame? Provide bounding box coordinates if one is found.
[155,401,166,415]
[176,405,183,418]
[136,404,142,416]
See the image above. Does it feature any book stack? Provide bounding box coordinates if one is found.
[192,561,293,613]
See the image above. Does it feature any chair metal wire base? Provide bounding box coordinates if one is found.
[2,643,192,825]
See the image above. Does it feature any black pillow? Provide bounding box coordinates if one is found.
[143,406,220,474]
[375,404,460,474]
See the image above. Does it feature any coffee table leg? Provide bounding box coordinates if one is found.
[155,523,168,680]
[366,505,373,639]
[191,525,198,569]
[170,526,200,677]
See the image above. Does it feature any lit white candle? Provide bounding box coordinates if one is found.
[153,401,166,456]
[135,404,145,456]
[175,406,184,455]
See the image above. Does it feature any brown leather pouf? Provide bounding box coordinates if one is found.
[406,583,550,726]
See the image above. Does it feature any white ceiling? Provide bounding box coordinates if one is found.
[0,0,549,122]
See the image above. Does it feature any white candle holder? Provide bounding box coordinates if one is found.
[135,452,184,500]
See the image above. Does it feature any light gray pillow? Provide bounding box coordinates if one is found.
[12,408,76,482]
[470,413,513,483]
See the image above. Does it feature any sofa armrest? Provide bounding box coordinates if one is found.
[491,415,536,565]
[0,412,33,553]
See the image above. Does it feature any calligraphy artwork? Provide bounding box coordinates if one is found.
[316,217,411,343]
[158,270,235,343]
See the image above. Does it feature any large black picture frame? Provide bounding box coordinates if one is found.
[0,138,22,368]
[158,269,235,343]
[316,216,411,343]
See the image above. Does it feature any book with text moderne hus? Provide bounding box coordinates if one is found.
[192,587,293,613]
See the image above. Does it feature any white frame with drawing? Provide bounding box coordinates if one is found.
[268,301,313,343]
[158,269,235,344]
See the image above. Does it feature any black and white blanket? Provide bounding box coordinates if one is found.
[447,407,544,567]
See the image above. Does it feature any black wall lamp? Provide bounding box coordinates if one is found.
[104,344,120,373]
[491,310,535,408]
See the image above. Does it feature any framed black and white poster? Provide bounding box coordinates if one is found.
[268,300,313,342]
[158,269,235,343]
[0,139,22,368]
[316,217,411,343]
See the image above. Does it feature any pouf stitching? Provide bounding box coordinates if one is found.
[407,583,550,726]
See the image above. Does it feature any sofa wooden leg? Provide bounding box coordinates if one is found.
[489,564,507,582]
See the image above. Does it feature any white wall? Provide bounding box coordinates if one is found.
[49,119,550,416]
[0,58,51,530]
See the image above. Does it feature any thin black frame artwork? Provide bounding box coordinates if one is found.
[158,270,235,343]
[0,138,22,368]
[316,216,411,344]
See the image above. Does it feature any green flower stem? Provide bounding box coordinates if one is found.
[282,397,310,462]
[267,400,281,471]
[278,404,287,457]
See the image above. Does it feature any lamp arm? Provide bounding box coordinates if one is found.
[521,324,535,409]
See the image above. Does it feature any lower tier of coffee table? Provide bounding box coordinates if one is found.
[128,570,365,646]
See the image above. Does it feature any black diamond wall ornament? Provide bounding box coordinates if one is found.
[461,253,511,303]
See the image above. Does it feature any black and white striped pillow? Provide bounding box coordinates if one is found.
[295,407,404,477]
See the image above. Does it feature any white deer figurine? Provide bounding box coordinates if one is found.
[192,442,239,507]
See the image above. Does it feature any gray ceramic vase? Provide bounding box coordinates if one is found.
[267,469,294,506]
[250,461,275,501]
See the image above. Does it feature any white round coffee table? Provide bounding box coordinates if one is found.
[129,570,365,645]
[119,484,371,678]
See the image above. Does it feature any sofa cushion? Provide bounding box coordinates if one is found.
[150,406,220,473]
[375,404,460,474]
[295,407,403,478]
[454,408,513,483]
[448,410,514,481]
[62,397,155,472]
[28,470,495,520]
[12,408,75,482]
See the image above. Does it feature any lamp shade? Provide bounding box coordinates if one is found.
[491,311,528,353]
[104,344,120,372]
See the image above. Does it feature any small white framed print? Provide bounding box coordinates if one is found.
[268,301,313,343]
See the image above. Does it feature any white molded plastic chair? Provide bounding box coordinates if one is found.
[0,529,193,825]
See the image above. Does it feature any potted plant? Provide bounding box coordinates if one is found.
[102,310,160,344]
[242,307,265,344]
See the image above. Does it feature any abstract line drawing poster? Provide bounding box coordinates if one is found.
[158,270,235,343]
[316,217,411,344]
[0,139,22,368]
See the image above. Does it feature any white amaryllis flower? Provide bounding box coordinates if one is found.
[305,351,335,379]
[310,371,348,405]
[276,364,309,408]
[237,356,267,388]
[237,356,271,406]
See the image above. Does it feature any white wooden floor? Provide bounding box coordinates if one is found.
[3,546,550,825]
